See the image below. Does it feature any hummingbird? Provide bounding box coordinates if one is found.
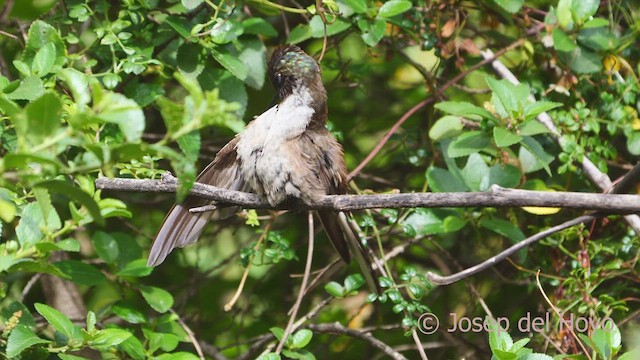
[147,45,377,292]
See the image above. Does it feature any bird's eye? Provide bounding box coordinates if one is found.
[275,73,283,86]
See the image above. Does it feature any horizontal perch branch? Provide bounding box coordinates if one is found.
[95,175,640,213]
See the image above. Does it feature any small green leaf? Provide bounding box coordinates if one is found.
[493,127,523,147]
[523,101,562,121]
[287,24,312,44]
[487,78,520,117]
[32,42,56,76]
[492,0,524,14]
[560,45,602,74]
[557,0,574,29]
[429,115,464,141]
[181,0,203,10]
[426,167,468,192]
[377,0,412,18]
[517,120,550,136]
[88,328,133,350]
[290,329,313,349]
[358,18,386,47]
[571,0,599,24]
[34,303,82,340]
[448,131,492,158]
[520,136,554,174]
[94,91,145,142]
[24,92,62,142]
[344,0,367,13]
[256,353,281,360]
[344,273,365,292]
[210,48,248,81]
[115,259,153,277]
[480,218,526,243]
[54,260,107,286]
[627,132,640,155]
[92,231,119,264]
[241,18,278,37]
[378,276,393,288]
[140,286,174,313]
[435,101,495,120]
[59,68,90,106]
[270,327,285,341]
[112,303,147,324]
[552,28,577,52]
[6,325,50,358]
[324,281,345,297]
[309,16,350,38]
[102,73,120,89]
[6,75,45,101]
[16,203,44,247]
[165,16,192,38]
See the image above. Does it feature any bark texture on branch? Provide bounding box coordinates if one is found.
[95,176,640,213]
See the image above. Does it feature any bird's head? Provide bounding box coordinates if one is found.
[268,45,326,104]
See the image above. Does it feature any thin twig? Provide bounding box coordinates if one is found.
[535,271,592,359]
[224,221,273,311]
[427,215,595,285]
[170,309,206,360]
[306,323,409,360]
[411,328,429,360]
[276,211,315,353]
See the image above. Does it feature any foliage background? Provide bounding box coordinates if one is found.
[1,0,640,359]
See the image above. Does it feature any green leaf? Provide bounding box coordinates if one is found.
[241,18,278,37]
[177,42,203,76]
[309,16,351,38]
[34,303,82,340]
[140,286,174,313]
[23,20,65,68]
[448,131,492,158]
[344,0,367,13]
[429,115,464,141]
[256,352,281,360]
[270,327,285,341]
[210,48,248,81]
[487,78,520,117]
[35,180,104,226]
[238,37,267,89]
[0,255,16,272]
[571,0,599,24]
[54,260,106,286]
[426,167,468,192]
[112,303,147,324]
[88,328,133,350]
[155,353,201,360]
[92,231,119,264]
[181,0,203,10]
[493,127,523,147]
[627,132,640,155]
[32,42,56,77]
[290,329,313,349]
[102,73,120,89]
[16,202,45,247]
[435,101,495,121]
[165,16,192,38]
[115,259,153,277]
[519,137,554,174]
[210,20,244,44]
[377,0,412,18]
[24,92,62,142]
[120,335,146,360]
[94,91,145,142]
[492,0,524,14]
[557,0,574,29]
[577,27,618,51]
[480,218,526,243]
[523,101,562,121]
[6,325,50,358]
[358,18,386,47]
[6,75,45,101]
[517,120,550,136]
[287,24,312,44]
[344,274,365,292]
[462,153,492,191]
[488,164,521,189]
[582,17,608,29]
[552,28,577,52]
[59,68,90,106]
[560,45,602,74]
[324,281,345,297]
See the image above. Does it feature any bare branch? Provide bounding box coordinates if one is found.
[307,322,409,360]
[426,215,594,285]
[96,176,640,213]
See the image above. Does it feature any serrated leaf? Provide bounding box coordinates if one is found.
[140,286,173,313]
[6,325,50,358]
[34,303,82,340]
[6,75,45,101]
[210,48,248,81]
[493,127,523,147]
[32,42,56,76]
[377,0,412,18]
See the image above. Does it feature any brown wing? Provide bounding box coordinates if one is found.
[299,127,379,292]
[147,137,245,267]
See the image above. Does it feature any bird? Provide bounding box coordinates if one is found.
[147,45,378,292]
